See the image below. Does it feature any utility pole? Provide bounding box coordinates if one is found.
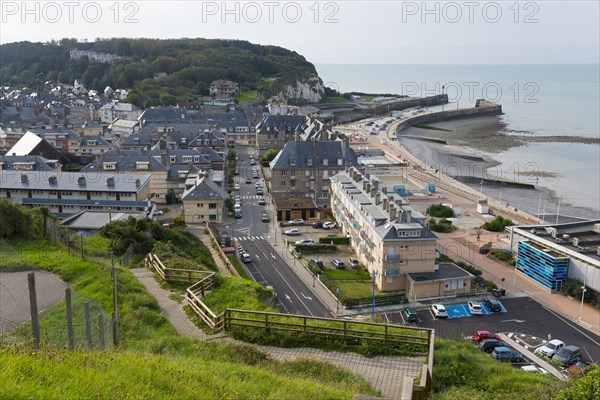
[111,252,119,348]
[66,287,74,350]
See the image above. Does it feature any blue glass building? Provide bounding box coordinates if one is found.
[517,241,569,291]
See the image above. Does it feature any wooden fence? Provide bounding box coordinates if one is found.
[145,252,435,399]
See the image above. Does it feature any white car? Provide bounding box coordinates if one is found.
[234,184,240,191]
[289,219,304,225]
[295,239,316,245]
[534,339,565,358]
[322,221,337,229]
[152,209,163,216]
[468,301,483,315]
[431,304,448,318]
[285,228,301,236]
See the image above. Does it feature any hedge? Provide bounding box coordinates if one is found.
[318,236,350,245]
[295,244,337,253]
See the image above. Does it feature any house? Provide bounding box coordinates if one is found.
[330,166,473,296]
[0,155,62,172]
[100,102,141,123]
[269,137,358,208]
[255,114,306,156]
[138,107,203,127]
[181,174,227,224]
[209,80,239,96]
[5,131,69,165]
[69,99,101,121]
[0,170,151,218]
[109,119,140,138]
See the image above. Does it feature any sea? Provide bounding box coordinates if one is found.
[316,64,600,219]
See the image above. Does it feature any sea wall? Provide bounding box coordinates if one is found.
[396,100,503,134]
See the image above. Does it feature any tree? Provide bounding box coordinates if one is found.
[0,200,35,238]
[260,149,279,166]
[426,204,455,218]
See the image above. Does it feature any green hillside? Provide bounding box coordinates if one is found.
[0,38,321,107]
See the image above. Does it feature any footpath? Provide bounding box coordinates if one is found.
[131,267,425,400]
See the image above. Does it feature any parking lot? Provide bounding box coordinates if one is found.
[385,297,600,364]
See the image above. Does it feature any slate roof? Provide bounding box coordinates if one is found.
[139,107,203,124]
[182,178,226,202]
[82,153,167,172]
[0,155,59,171]
[1,170,150,192]
[270,140,358,170]
[256,114,306,133]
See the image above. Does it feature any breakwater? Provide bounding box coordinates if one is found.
[395,99,503,134]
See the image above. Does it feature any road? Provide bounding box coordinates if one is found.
[219,147,332,317]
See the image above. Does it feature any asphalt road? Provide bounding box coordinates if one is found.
[385,297,600,364]
[240,238,331,317]
[221,147,332,318]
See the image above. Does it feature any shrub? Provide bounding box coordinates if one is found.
[482,216,514,232]
[295,244,337,253]
[429,218,454,233]
[173,215,185,226]
[491,250,516,266]
[318,236,350,245]
[426,203,455,218]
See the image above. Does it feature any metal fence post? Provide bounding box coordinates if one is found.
[65,287,74,350]
[27,273,40,350]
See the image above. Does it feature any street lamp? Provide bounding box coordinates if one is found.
[371,270,378,320]
[108,207,112,221]
[480,179,484,199]
[578,282,587,322]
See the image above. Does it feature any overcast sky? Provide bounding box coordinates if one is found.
[1,1,598,64]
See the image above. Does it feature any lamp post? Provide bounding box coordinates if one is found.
[578,282,587,322]
[336,288,340,316]
[479,179,484,199]
[108,207,112,221]
[371,270,377,320]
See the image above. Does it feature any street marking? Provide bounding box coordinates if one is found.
[285,294,292,302]
[501,319,526,323]
[300,292,312,300]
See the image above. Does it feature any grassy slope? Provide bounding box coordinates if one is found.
[431,339,564,400]
[0,239,377,399]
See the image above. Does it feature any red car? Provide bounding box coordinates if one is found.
[473,330,500,343]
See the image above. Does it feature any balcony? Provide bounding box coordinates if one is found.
[385,254,402,261]
[384,268,401,277]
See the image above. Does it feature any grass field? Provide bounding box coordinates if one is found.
[227,255,251,280]
[238,90,258,105]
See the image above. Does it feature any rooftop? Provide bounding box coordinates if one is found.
[406,263,474,283]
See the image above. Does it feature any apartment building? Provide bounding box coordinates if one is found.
[181,174,227,224]
[330,167,473,298]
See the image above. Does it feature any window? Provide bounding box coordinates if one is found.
[290,159,296,166]
[323,158,328,166]
[290,180,296,188]
[182,156,192,163]
[170,156,177,163]
[307,158,313,166]
[208,203,217,209]
[281,170,286,176]
[337,159,343,166]
[281,181,287,187]
[209,215,217,221]
[305,170,310,176]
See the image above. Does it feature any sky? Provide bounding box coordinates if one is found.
[0,0,599,65]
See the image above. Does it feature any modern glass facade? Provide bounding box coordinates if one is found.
[517,241,569,291]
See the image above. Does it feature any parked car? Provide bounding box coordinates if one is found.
[403,307,419,323]
[331,259,345,269]
[484,299,502,312]
[285,228,301,236]
[311,259,324,269]
[289,219,304,225]
[256,188,264,195]
[295,239,315,245]
[480,339,507,353]
[468,301,483,315]
[322,221,337,229]
[553,345,581,366]
[255,182,262,189]
[492,347,523,362]
[245,178,252,184]
[431,304,448,318]
[312,221,323,228]
[534,339,565,358]
[261,212,270,223]
[253,174,260,179]
[349,258,360,268]
[234,184,240,191]
[234,210,242,219]
[241,253,252,263]
[474,330,500,343]
[250,159,256,166]
[258,197,266,205]
[152,209,164,216]
[521,365,549,374]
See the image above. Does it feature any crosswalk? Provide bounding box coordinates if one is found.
[236,195,262,200]
[234,235,265,241]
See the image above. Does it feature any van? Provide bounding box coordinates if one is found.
[403,307,419,323]
[553,346,581,366]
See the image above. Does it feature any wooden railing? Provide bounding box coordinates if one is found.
[145,253,212,283]
[222,309,432,351]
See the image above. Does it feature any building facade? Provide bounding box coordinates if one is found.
[330,167,473,296]
[181,175,226,224]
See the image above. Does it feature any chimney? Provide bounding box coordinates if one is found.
[107,177,115,186]
[382,186,387,195]
[135,179,141,188]
[370,186,376,198]
[20,174,28,183]
[312,137,318,158]
[341,136,348,159]
[364,181,370,193]
[383,196,388,211]
[77,176,86,185]
[375,192,381,205]
[389,206,397,222]
[372,180,379,191]
[397,210,403,223]
[406,209,412,223]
